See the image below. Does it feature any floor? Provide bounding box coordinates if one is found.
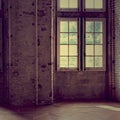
[0,102,120,120]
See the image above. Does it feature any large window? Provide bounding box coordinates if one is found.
[57,0,106,71]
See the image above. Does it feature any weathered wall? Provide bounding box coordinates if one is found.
[7,0,53,106]
[8,0,37,105]
[0,18,3,103]
[54,71,106,101]
[115,0,120,101]
[37,0,53,104]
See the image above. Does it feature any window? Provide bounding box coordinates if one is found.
[57,0,106,70]
[58,18,78,68]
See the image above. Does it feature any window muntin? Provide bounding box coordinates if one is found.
[57,0,106,71]
[58,18,78,69]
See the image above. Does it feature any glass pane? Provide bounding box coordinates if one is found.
[95,57,103,67]
[86,33,94,44]
[59,0,69,8]
[69,45,77,56]
[86,57,94,67]
[95,45,103,55]
[85,0,103,9]
[60,57,68,67]
[85,0,94,9]
[60,21,68,32]
[69,21,77,32]
[95,0,103,9]
[95,33,103,44]
[86,21,94,32]
[95,22,102,32]
[69,57,77,68]
[0,18,2,71]
[86,45,94,55]
[69,33,77,44]
[60,33,68,44]
[60,45,68,56]
[69,0,78,8]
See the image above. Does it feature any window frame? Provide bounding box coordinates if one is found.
[56,0,107,71]
[83,18,106,71]
[57,17,79,71]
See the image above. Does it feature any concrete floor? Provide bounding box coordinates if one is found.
[0,102,120,120]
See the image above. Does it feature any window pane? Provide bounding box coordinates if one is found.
[60,45,68,56]
[95,57,103,67]
[86,21,94,32]
[86,33,94,44]
[95,21,102,32]
[95,0,103,9]
[86,57,94,67]
[69,57,77,67]
[95,45,103,55]
[60,33,68,44]
[69,33,77,44]
[86,45,94,55]
[95,33,103,44]
[85,0,103,9]
[69,21,77,32]
[60,57,68,67]
[59,0,69,8]
[69,45,77,56]
[60,21,68,32]
[85,0,94,9]
[69,0,78,8]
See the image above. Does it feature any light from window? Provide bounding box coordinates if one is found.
[85,0,103,9]
[59,0,78,9]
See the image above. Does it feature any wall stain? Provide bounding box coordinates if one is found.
[41,65,46,68]
[23,11,35,16]
[38,84,42,89]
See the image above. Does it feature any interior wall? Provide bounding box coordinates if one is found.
[115,0,120,101]
[8,0,37,105]
[1,0,120,105]
[53,0,111,101]
[0,16,3,103]
[6,0,53,106]
[37,0,53,104]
